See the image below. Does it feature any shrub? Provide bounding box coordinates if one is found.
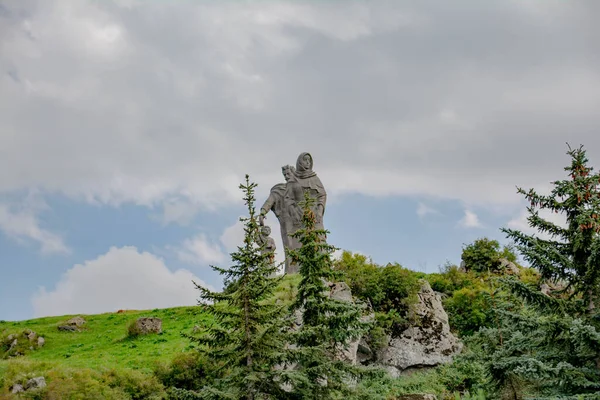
[126,320,142,338]
[154,352,208,391]
[461,238,517,274]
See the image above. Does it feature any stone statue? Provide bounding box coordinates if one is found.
[259,152,327,274]
[257,225,276,265]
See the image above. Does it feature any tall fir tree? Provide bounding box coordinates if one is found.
[286,195,378,399]
[502,144,600,312]
[179,175,292,400]
[463,144,600,398]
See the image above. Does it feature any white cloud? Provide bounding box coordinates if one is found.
[219,218,245,252]
[459,210,482,228]
[31,246,210,317]
[0,202,69,255]
[175,234,227,265]
[506,208,568,240]
[416,202,439,218]
[0,0,599,216]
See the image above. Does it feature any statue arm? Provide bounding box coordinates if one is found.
[259,193,276,225]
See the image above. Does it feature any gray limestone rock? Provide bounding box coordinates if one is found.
[58,316,86,332]
[37,336,45,348]
[10,384,25,394]
[377,281,462,377]
[66,316,86,327]
[25,376,47,390]
[133,317,162,334]
[58,325,78,332]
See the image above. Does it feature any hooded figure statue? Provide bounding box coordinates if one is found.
[294,152,327,229]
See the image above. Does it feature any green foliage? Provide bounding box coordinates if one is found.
[427,263,475,296]
[0,359,165,399]
[154,352,209,392]
[184,175,291,399]
[461,238,517,273]
[287,196,382,399]
[503,144,600,312]
[463,144,600,398]
[333,251,421,337]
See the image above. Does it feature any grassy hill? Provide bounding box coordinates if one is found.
[0,306,213,398]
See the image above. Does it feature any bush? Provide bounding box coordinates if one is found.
[154,352,208,391]
[126,320,142,338]
[461,238,517,273]
[0,359,166,399]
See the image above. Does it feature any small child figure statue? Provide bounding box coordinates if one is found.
[258,225,276,265]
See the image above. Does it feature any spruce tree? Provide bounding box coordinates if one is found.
[463,144,600,398]
[502,144,600,312]
[286,196,377,399]
[180,175,291,400]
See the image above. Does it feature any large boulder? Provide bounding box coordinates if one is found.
[131,317,162,335]
[376,281,462,377]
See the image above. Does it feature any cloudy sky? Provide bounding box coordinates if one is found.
[1,0,599,321]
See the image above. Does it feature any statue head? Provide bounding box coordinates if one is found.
[296,152,313,173]
[281,165,295,182]
[260,225,272,236]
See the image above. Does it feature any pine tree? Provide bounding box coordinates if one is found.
[502,144,600,312]
[463,144,600,398]
[286,196,378,399]
[181,175,292,400]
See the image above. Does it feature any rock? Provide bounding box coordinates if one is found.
[329,281,353,302]
[58,325,78,332]
[499,258,520,275]
[356,338,374,364]
[25,376,47,390]
[66,316,86,327]
[10,384,25,394]
[7,334,15,341]
[398,395,437,400]
[377,281,461,377]
[37,336,45,348]
[58,316,86,332]
[9,339,18,352]
[27,331,37,341]
[133,317,162,334]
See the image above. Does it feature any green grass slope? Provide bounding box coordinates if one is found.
[1,307,211,373]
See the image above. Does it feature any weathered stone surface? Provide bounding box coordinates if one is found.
[259,152,327,274]
[10,384,25,394]
[66,316,86,327]
[134,317,162,334]
[377,281,461,377]
[58,316,86,332]
[9,339,18,352]
[329,281,353,302]
[27,331,37,341]
[37,336,45,348]
[25,376,47,390]
[499,258,520,275]
[398,394,437,400]
[58,325,78,332]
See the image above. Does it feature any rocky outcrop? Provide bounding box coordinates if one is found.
[376,281,462,377]
[288,279,460,376]
[58,316,86,332]
[10,377,46,394]
[2,330,46,358]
